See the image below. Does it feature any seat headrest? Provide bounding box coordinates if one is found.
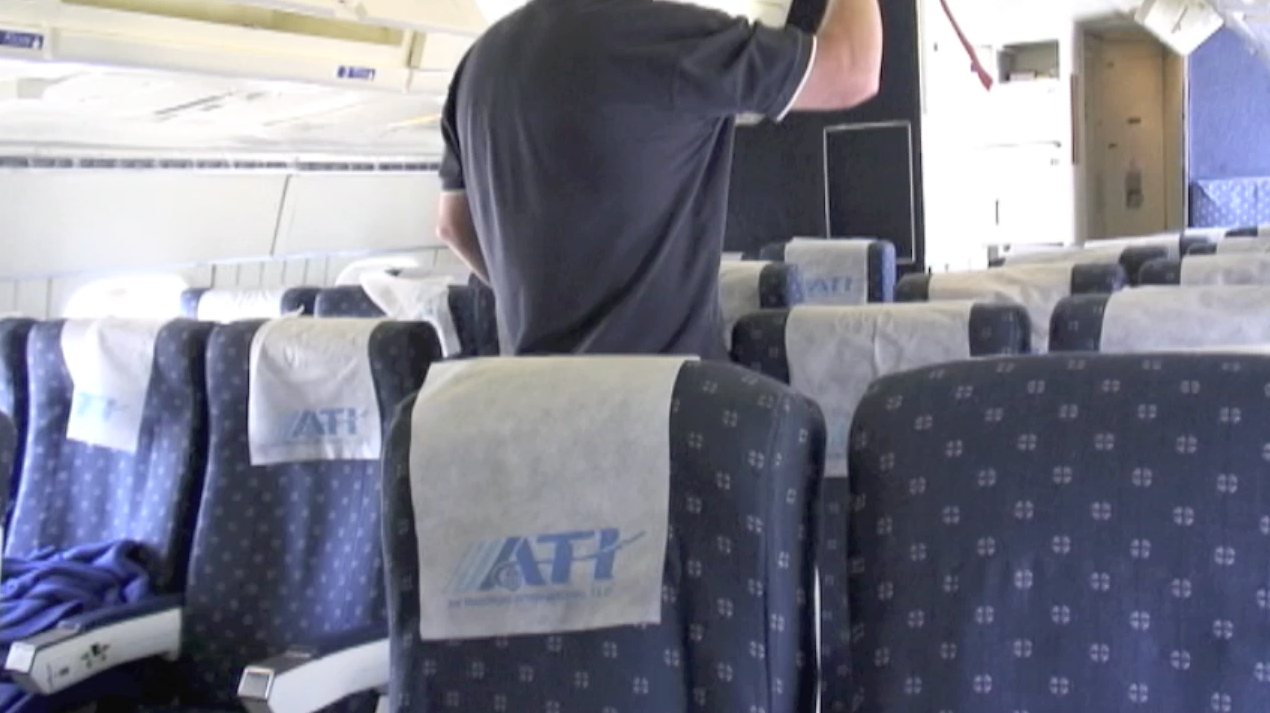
[61,319,167,453]
[1052,285,1270,353]
[247,318,390,465]
[404,356,690,640]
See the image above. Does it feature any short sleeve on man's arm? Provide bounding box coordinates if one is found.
[439,63,465,192]
[671,14,814,122]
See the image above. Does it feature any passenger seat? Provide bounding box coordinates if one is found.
[1139,252,1270,287]
[898,263,1126,352]
[5,318,213,707]
[181,287,321,322]
[731,301,1030,713]
[192,319,441,712]
[759,238,897,304]
[1051,284,1270,352]
[848,352,1270,712]
[315,280,498,357]
[382,358,825,713]
[718,261,803,350]
[0,318,34,514]
[0,411,13,532]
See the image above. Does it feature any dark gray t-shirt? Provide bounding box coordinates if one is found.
[441,0,813,357]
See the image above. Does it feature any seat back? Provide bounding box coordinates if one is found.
[759,238,896,304]
[1141,253,1270,287]
[849,352,1270,713]
[8,319,212,590]
[718,262,803,349]
[0,412,14,527]
[383,359,824,713]
[898,264,1126,352]
[1226,226,1261,238]
[314,284,499,357]
[180,287,321,321]
[995,239,1175,266]
[1210,236,1270,255]
[1051,285,1270,352]
[179,319,441,708]
[0,318,35,509]
[731,302,1029,713]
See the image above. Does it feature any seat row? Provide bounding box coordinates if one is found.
[178,277,500,357]
[3,282,1270,712]
[175,237,896,359]
[0,316,834,713]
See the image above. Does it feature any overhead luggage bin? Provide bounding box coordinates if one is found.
[224,0,488,34]
[0,0,477,93]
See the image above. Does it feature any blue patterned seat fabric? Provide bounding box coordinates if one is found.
[383,360,825,713]
[315,285,499,357]
[1050,295,1113,352]
[759,239,897,303]
[0,318,34,513]
[730,304,1029,713]
[177,320,441,711]
[757,264,805,309]
[898,264,1126,302]
[1119,246,1169,285]
[0,412,13,519]
[179,287,321,319]
[1191,178,1270,227]
[849,352,1270,713]
[7,320,212,591]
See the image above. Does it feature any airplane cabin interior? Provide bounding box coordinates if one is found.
[0,0,1270,712]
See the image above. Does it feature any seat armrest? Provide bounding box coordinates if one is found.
[238,624,388,713]
[4,595,184,695]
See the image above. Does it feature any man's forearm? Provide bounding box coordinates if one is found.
[436,191,491,284]
[448,231,491,285]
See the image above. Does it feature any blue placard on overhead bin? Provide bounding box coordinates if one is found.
[0,30,44,51]
[337,66,376,81]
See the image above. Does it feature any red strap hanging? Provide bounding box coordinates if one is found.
[939,0,994,91]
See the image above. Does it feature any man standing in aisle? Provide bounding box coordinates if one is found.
[436,0,883,356]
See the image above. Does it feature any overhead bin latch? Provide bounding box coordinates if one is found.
[331,0,370,22]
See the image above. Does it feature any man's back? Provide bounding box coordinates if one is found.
[441,0,813,356]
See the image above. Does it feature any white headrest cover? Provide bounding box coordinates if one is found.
[1101,285,1270,352]
[247,318,383,465]
[929,264,1073,352]
[785,303,974,477]
[62,319,165,453]
[197,288,291,322]
[1181,253,1270,286]
[407,356,688,640]
[1216,237,1270,254]
[785,238,871,305]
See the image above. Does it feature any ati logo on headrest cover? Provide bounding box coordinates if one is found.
[806,276,855,296]
[74,393,126,422]
[447,529,644,607]
[284,408,369,442]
